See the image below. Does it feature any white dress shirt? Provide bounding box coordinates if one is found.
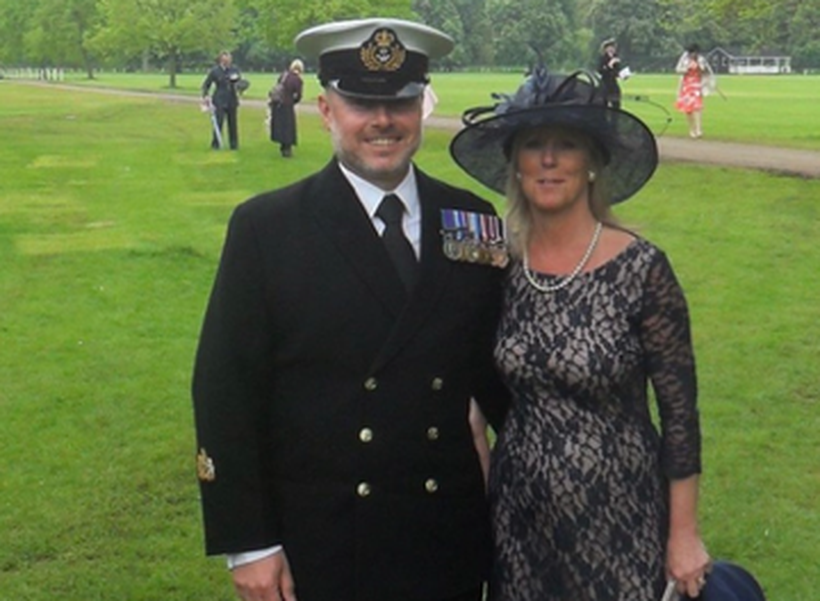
[339,161,422,258]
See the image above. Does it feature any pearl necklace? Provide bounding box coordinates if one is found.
[522,222,603,293]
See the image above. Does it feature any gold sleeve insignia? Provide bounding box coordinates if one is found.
[196,448,216,482]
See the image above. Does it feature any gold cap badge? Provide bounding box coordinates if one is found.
[196,448,216,482]
[359,28,406,72]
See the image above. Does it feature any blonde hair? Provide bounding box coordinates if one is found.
[503,128,615,258]
[290,59,304,73]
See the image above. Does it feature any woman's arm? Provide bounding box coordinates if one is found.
[638,250,710,596]
[666,475,711,597]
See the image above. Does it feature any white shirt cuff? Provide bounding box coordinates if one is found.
[226,545,282,570]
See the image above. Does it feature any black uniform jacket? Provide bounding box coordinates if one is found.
[597,53,622,98]
[201,64,241,109]
[192,160,510,601]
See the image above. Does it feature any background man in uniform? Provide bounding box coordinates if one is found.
[192,18,509,601]
[201,51,243,150]
[597,38,623,109]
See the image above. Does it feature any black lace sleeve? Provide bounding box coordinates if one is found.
[639,250,701,479]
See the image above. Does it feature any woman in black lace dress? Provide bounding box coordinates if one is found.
[450,67,711,600]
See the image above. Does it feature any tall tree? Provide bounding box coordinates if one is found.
[789,0,820,68]
[655,0,719,53]
[242,0,413,59]
[412,0,465,68]
[90,0,237,87]
[698,0,782,51]
[489,0,578,69]
[452,0,494,66]
[0,0,40,66]
[586,0,680,70]
[23,0,101,77]
[413,0,495,67]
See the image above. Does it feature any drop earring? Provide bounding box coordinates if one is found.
[588,171,597,182]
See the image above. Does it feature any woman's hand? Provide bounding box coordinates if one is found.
[468,398,491,487]
[667,529,711,598]
[666,476,711,598]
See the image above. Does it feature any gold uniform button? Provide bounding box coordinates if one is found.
[363,377,378,391]
[431,377,444,391]
[356,482,372,497]
[359,428,374,443]
[424,478,439,493]
[426,426,440,441]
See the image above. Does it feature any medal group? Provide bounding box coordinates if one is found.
[440,209,508,268]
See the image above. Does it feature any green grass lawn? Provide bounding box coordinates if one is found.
[48,68,820,150]
[0,82,818,599]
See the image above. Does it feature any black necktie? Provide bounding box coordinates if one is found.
[376,194,417,291]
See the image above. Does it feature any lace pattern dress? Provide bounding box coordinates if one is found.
[489,238,701,601]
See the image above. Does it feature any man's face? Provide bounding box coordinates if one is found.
[318,89,423,190]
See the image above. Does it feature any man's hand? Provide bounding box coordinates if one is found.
[469,398,490,487]
[232,552,297,601]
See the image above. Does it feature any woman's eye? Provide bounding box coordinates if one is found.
[522,138,578,151]
[554,138,578,150]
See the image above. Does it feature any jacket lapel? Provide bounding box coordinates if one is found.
[307,161,408,317]
[306,162,463,372]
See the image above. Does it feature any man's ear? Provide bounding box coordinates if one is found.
[317,93,333,130]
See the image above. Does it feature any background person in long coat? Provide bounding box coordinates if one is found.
[270,59,304,157]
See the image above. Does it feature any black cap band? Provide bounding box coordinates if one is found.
[319,49,429,96]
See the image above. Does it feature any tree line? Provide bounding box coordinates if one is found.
[1,0,818,87]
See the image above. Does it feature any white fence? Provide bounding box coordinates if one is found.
[1,67,66,81]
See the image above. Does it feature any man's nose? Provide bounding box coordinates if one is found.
[370,105,393,126]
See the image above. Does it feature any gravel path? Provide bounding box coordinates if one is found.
[11,80,820,178]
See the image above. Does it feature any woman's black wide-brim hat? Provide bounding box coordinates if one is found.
[449,67,658,204]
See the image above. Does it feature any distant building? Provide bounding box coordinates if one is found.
[707,47,791,74]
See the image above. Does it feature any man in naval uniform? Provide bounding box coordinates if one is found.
[192,18,509,601]
[201,51,243,150]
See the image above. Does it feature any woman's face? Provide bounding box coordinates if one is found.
[514,126,594,215]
